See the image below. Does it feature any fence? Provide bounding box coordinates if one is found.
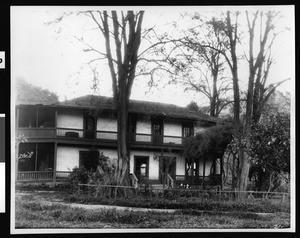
[75,183,290,203]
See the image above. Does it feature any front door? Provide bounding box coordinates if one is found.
[134,156,149,183]
[186,160,199,185]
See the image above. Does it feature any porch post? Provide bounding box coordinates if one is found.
[160,149,164,188]
[191,158,194,185]
[52,142,57,186]
[35,143,38,171]
[55,109,57,138]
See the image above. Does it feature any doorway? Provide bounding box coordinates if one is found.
[134,156,149,183]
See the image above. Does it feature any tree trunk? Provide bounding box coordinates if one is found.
[210,72,218,117]
[116,92,129,185]
[236,147,250,199]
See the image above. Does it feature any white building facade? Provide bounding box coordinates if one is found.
[16,95,221,187]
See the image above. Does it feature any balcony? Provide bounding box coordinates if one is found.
[18,127,185,147]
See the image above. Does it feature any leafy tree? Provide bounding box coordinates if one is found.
[186,101,200,113]
[247,113,290,193]
[183,124,234,187]
[249,112,290,174]
[186,101,210,114]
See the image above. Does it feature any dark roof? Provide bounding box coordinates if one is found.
[53,95,218,122]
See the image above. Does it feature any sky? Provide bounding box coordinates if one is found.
[11,5,295,107]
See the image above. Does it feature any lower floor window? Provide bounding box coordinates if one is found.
[18,143,54,171]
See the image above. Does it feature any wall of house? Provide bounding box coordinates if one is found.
[163,121,182,144]
[96,116,118,140]
[56,146,85,171]
[129,150,185,181]
[57,111,84,137]
[135,117,152,142]
[56,146,118,172]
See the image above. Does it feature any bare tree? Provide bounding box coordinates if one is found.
[193,10,289,194]
[50,10,145,185]
[86,10,144,185]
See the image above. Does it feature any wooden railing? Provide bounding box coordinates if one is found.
[130,133,183,145]
[56,128,84,138]
[56,127,183,145]
[18,127,56,138]
[17,171,71,182]
[18,126,184,146]
[56,127,118,140]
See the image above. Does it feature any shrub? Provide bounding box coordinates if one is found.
[69,166,89,190]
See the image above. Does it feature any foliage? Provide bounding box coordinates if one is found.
[69,166,90,188]
[248,113,290,191]
[69,151,117,189]
[249,113,290,174]
[183,123,234,163]
[186,101,201,112]
[186,101,209,114]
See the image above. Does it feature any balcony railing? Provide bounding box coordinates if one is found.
[18,127,56,138]
[129,133,182,145]
[19,127,184,146]
[17,171,71,182]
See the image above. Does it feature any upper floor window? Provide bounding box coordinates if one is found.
[18,107,37,127]
[84,114,95,139]
[152,118,163,143]
[182,123,193,138]
[18,107,55,128]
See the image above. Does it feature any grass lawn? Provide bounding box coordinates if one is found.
[14,188,290,229]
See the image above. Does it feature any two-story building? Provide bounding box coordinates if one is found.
[16,95,222,187]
